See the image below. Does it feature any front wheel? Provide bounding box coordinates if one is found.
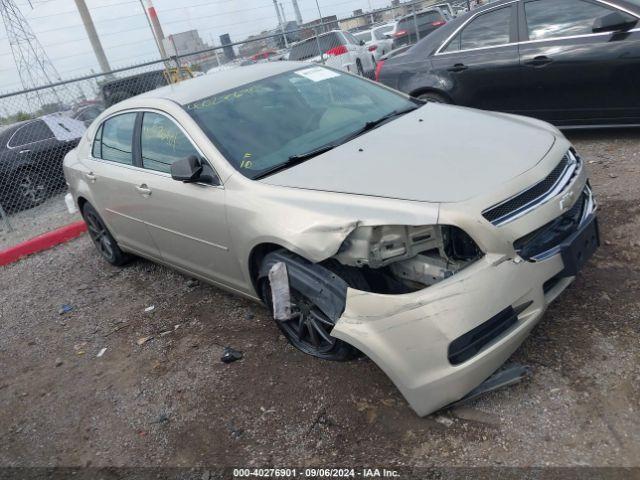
[260,279,358,361]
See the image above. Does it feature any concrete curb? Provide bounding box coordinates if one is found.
[0,221,87,267]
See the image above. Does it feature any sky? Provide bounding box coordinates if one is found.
[0,0,391,93]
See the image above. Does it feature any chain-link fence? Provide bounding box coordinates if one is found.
[0,0,473,251]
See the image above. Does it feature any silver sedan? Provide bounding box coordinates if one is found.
[64,62,599,416]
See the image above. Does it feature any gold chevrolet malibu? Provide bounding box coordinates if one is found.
[64,62,599,416]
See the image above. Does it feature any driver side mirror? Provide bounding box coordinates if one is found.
[593,11,637,33]
[359,40,365,46]
[171,155,203,182]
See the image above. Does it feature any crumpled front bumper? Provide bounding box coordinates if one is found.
[331,251,574,417]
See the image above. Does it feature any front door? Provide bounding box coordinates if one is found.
[518,0,640,125]
[131,111,241,287]
[430,3,522,112]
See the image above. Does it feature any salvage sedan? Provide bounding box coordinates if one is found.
[64,62,599,416]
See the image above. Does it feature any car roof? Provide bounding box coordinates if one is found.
[398,6,444,20]
[127,61,305,106]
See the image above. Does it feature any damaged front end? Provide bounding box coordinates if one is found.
[332,224,482,294]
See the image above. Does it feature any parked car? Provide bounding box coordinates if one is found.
[101,66,194,107]
[0,115,85,212]
[390,7,449,48]
[288,30,376,76]
[353,23,395,62]
[377,0,640,127]
[72,103,105,127]
[65,62,599,417]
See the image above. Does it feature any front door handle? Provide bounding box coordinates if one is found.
[135,184,152,197]
[84,172,96,182]
[447,63,468,73]
[19,149,31,155]
[525,55,553,67]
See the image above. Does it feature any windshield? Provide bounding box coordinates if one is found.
[398,11,442,30]
[185,67,418,179]
[289,32,342,60]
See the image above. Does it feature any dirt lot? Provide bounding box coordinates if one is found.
[1,129,639,470]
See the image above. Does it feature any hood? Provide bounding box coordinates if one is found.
[260,104,557,203]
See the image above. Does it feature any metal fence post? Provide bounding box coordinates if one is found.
[0,204,13,233]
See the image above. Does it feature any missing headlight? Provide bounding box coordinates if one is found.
[332,225,482,293]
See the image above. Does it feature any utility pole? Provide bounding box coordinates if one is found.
[314,0,324,33]
[74,0,111,74]
[141,0,167,59]
[272,0,283,26]
[291,0,303,25]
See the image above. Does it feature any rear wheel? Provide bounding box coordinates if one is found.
[356,59,364,76]
[82,203,134,266]
[10,169,48,211]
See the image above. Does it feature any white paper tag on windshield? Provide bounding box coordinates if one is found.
[295,66,340,82]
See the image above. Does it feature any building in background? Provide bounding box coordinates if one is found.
[219,33,236,62]
[299,15,339,38]
[163,30,208,64]
[238,21,301,58]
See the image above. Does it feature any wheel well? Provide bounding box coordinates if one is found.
[248,243,286,295]
[76,196,88,213]
[409,87,453,103]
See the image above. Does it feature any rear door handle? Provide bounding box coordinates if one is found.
[19,149,31,155]
[84,172,96,182]
[447,63,468,73]
[135,184,152,197]
[525,55,553,67]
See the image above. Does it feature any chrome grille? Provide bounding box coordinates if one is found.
[483,151,581,226]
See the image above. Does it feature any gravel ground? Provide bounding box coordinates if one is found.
[0,129,639,469]
[0,193,81,250]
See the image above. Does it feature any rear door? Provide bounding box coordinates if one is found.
[429,3,521,112]
[86,112,161,259]
[518,0,640,125]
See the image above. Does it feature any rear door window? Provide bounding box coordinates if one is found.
[8,120,54,148]
[289,33,343,60]
[443,6,513,52]
[96,113,136,165]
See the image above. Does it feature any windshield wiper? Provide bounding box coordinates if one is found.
[253,143,337,180]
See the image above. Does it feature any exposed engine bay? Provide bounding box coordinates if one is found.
[331,225,483,293]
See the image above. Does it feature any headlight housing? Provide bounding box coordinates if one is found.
[334,225,481,269]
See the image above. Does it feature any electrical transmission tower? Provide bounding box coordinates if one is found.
[0,0,63,108]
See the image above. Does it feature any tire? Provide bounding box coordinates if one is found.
[9,169,49,212]
[259,260,366,362]
[356,59,364,77]
[81,202,134,266]
[417,91,450,104]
